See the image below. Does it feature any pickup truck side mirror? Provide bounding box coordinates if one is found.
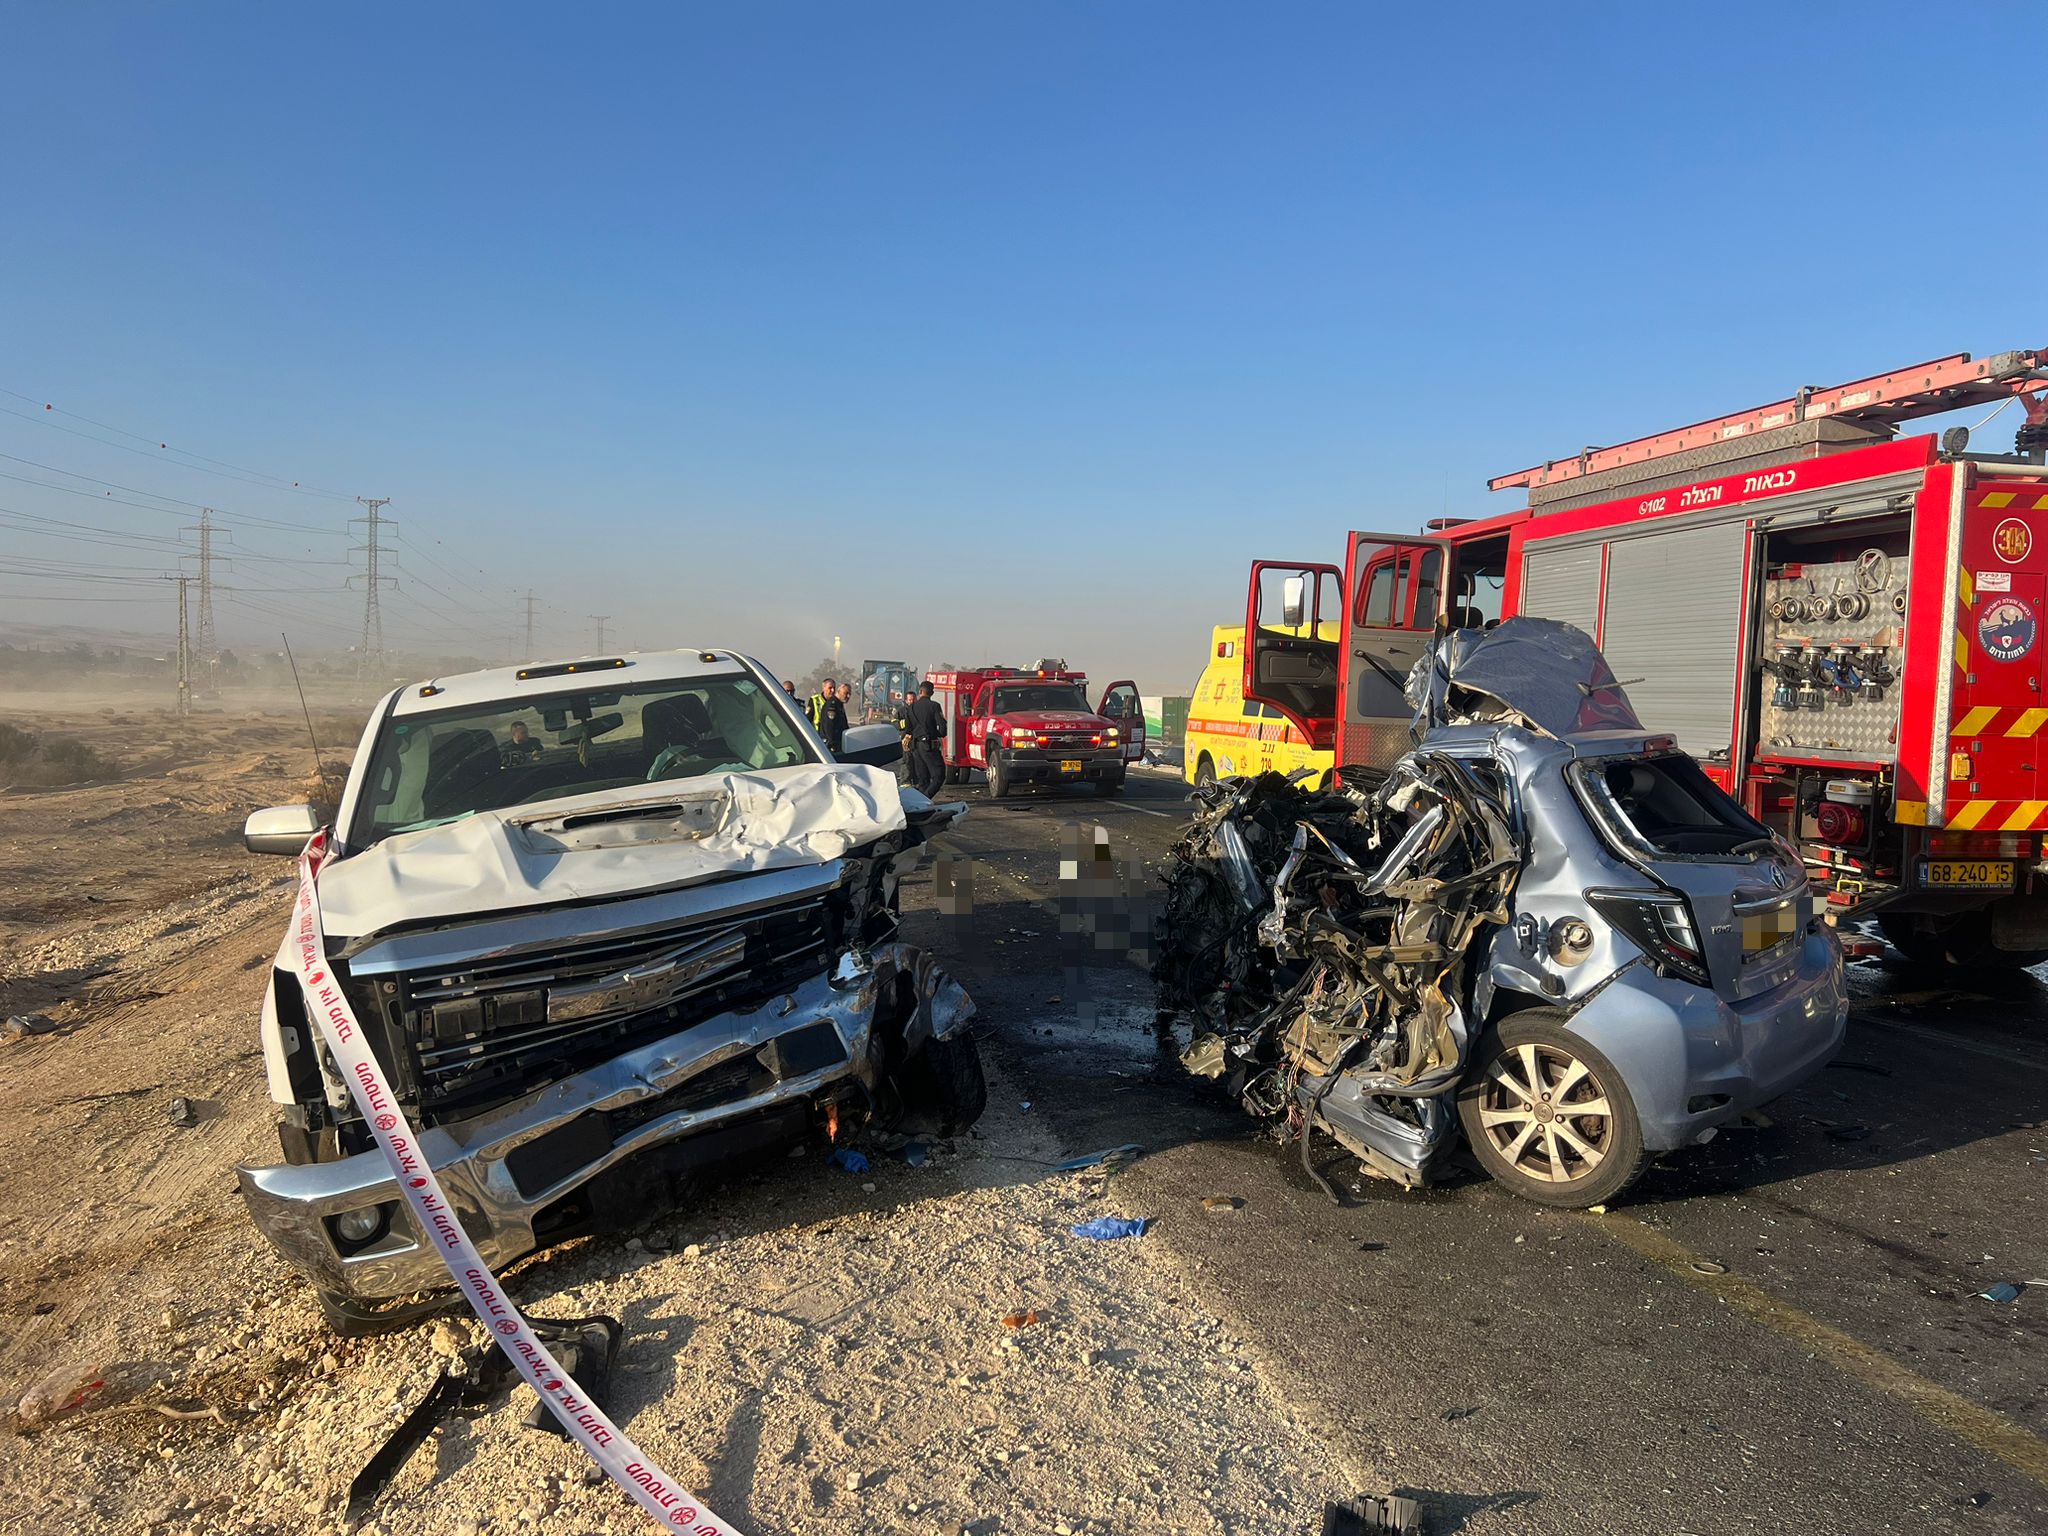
[244,803,321,856]
[837,722,904,768]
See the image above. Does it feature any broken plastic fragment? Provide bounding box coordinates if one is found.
[1069,1216,1148,1241]
[1051,1144,1141,1172]
[826,1148,870,1174]
[1981,1282,2024,1304]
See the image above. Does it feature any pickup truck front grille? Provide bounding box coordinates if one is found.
[394,896,836,1117]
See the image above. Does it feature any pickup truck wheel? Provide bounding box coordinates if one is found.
[1096,772,1125,797]
[986,756,1010,798]
[1457,1011,1648,1209]
[1194,754,1217,791]
[895,1032,988,1137]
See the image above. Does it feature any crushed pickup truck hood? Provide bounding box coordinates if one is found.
[316,763,906,940]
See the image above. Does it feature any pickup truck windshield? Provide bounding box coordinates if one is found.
[350,674,815,846]
[992,684,1090,713]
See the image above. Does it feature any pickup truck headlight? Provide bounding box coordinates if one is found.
[1105,728,1120,740]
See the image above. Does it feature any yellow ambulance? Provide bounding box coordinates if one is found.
[1184,625,1336,789]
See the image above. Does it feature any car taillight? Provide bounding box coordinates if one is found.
[1587,889,1711,986]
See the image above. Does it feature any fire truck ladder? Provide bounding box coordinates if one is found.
[1492,348,2048,493]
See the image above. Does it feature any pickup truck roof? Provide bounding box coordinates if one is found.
[388,649,754,716]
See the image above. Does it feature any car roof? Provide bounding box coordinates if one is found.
[386,649,754,716]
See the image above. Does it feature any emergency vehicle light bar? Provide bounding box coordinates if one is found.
[1491,347,2048,493]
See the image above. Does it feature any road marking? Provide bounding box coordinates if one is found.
[1852,1013,2048,1073]
[1123,805,1176,819]
[1597,1212,2048,1490]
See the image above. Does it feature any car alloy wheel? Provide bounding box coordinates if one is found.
[1456,1010,1648,1208]
[1476,1040,1615,1184]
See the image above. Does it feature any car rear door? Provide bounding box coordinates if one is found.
[1095,679,1145,762]
[1339,533,1454,772]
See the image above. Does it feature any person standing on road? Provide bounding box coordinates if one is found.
[903,680,947,796]
[782,679,799,705]
[811,679,849,754]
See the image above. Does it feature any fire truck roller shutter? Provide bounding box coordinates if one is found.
[1520,544,1604,641]
[1599,521,1748,761]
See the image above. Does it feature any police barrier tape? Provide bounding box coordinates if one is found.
[292,831,740,1535]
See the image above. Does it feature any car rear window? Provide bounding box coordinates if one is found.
[1571,751,1769,858]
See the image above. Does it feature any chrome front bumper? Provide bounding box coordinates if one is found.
[239,943,971,1299]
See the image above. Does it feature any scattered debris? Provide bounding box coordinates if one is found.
[1689,1260,1729,1276]
[346,1315,622,1520]
[165,1097,196,1127]
[1827,1060,1894,1077]
[1000,1309,1044,1329]
[1200,1195,1243,1212]
[13,1359,110,1427]
[1051,1144,1142,1172]
[827,1148,872,1175]
[1440,1404,1481,1422]
[1323,1491,1426,1535]
[899,1142,931,1168]
[1,1012,66,1044]
[1070,1217,1148,1241]
[1977,1281,2046,1304]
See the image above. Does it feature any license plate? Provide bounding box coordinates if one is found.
[1920,858,2016,890]
[1739,904,1798,956]
[1059,759,1083,774]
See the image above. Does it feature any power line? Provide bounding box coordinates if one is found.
[0,395,356,502]
[0,451,346,537]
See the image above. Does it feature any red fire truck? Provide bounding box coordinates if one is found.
[923,663,1145,797]
[1244,348,2048,966]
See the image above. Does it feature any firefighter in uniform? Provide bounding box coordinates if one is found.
[901,681,947,796]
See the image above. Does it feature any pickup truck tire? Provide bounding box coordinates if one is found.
[986,756,1010,798]
[1096,771,1125,796]
[1457,1011,1649,1209]
[896,1031,989,1137]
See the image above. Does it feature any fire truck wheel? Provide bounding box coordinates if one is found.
[1457,1011,1649,1209]
[1194,754,1217,791]
[986,756,1010,798]
[1876,913,2048,970]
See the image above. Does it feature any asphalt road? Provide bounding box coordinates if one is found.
[901,768,2048,1536]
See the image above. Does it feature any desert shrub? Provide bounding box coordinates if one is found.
[0,723,118,787]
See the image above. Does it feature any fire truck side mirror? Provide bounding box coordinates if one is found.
[1281,574,1306,630]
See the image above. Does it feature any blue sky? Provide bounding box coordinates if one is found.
[1,2,2040,695]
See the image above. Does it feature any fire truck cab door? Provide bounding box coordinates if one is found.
[1095,679,1145,763]
[1245,561,1345,748]
[1339,533,1453,772]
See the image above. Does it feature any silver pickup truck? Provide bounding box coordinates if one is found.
[239,649,982,1330]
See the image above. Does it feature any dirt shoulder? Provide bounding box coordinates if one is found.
[0,708,1364,1536]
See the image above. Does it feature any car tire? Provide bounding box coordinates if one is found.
[986,756,1009,798]
[1457,1010,1649,1209]
[1194,753,1217,791]
[1877,912,2048,969]
[895,1031,989,1137]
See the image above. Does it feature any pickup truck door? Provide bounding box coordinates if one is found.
[1095,679,1145,763]
[1340,533,1454,772]
[1244,560,1345,748]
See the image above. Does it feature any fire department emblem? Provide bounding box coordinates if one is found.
[1979,595,2038,663]
[1994,517,2032,564]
